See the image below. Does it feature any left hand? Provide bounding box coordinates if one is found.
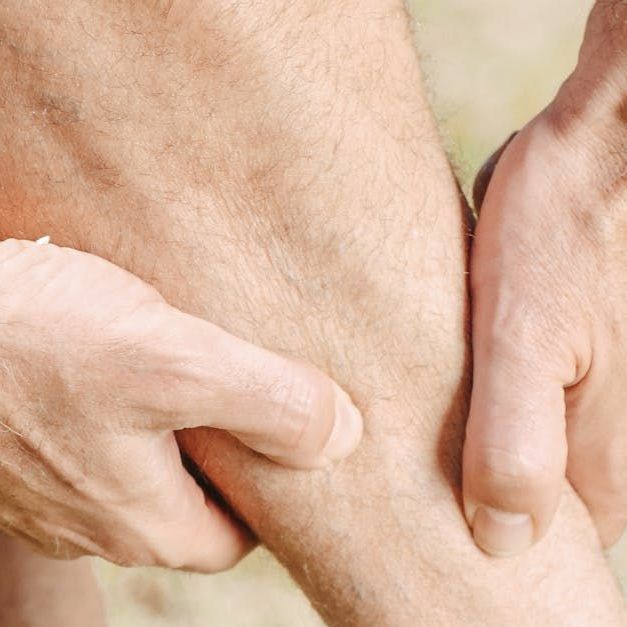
[463,0,627,557]
[0,238,363,572]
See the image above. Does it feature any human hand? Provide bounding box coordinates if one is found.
[463,0,627,556]
[0,238,362,571]
[2,1,626,622]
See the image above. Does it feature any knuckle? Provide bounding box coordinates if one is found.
[270,364,330,453]
[487,313,542,365]
[151,546,186,570]
[96,513,184,569]
[118,533,185,570]
[476,446,554,491]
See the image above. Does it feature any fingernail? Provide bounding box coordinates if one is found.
[323,385,364,462]
[472,506,533,557]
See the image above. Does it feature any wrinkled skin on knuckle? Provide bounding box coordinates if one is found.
[98,312,191,423]
[0,320,178,562]
[125,516,216,573]
[477,295,573,380]
[265,362,334,455]
[467,445,562,520]
[89,497,181,568]
[6,246,175,430]
[473,445,555,489]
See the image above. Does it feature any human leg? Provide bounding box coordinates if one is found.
[0,1,623,624]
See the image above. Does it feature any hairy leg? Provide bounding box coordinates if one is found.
[0,533,107,627]
[0,1,624,624]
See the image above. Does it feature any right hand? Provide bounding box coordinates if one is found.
[463,0,627,556]
[0,238,362,572]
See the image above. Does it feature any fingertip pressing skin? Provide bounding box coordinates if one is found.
[321,383,364,463]
[466,0,627,559]
[462,326,569,558]
[465,130,568,558]
[0,236,363,570]
[259,377,364,469]
[462,343,569,558]
[463,446,557,558]
[166,313,365,468]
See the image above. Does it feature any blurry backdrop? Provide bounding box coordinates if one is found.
[94,1,627,624]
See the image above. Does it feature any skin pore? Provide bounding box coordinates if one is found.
[0,0,625,624]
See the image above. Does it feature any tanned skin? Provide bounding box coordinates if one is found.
[0,1,625,625]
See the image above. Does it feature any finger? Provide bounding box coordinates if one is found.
[472,132,518,214]
[139,434,254,573]
[165,489,255,574]
[0,238,363,468]
[137,308,364,469]
[566,384,627,548]
[463,291,570,557]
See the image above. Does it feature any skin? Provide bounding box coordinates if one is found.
[464,0,627,556]
[0,238,362,571]
[0,534,107,627]
[0,0,625,625]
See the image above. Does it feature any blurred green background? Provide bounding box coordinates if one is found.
[93,1,627,624]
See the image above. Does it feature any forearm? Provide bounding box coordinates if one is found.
[0,1,624,624]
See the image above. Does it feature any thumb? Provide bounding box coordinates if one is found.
[135,306,364,469]
[463,305,569,557]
